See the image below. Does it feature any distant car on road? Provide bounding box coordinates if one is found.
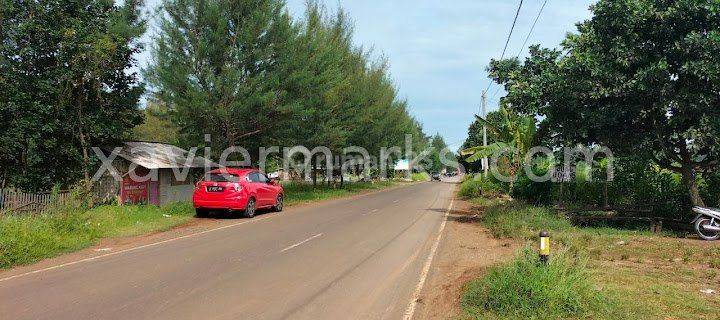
[193,168,284,218]
[431,173,441,181]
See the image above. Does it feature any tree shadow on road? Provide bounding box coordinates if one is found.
[426,207,483,224]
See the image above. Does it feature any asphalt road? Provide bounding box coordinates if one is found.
[0,182,455,320]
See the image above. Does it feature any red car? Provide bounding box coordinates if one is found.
[193,168,284,218]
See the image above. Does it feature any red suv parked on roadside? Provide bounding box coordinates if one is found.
[193,168,284,218]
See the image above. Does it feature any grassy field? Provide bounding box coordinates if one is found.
[0,180,403,270]
[461,198,720,320]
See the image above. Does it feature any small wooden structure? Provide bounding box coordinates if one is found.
[100,141,218,206]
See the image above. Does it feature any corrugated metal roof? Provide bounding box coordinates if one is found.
[115,142,218,169]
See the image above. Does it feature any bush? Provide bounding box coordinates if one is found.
[458,178,483,198]
[281,181,396,205]
[462,247,619,319]
[411,172,430,181]
[512,174,553,206]
[483,155,720,222]
[458,174,506,199]
[481,202,573,239]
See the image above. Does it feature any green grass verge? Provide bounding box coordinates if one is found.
[0,202,194,269]
[462,247,619,320]
[462,199,720,319]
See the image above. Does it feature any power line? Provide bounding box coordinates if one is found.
[499,0,525,62]
[516,0,549,57]
[490,0,550,102]
[483,0,525,96]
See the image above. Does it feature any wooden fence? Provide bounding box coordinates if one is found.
[0,189,71,214]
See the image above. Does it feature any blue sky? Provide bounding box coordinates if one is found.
[139,0,595,149]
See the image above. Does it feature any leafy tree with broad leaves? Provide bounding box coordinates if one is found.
[1,0,145,191]
[462,107,537,192]
[489,0,720,207]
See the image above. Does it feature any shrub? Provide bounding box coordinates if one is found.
[462,247,619,319]
[411,172,430,181]
[458,174,505,199]
[458,178,483,198]
[512,174,553,205]
[481,202,573,239]
[503,156,720,222]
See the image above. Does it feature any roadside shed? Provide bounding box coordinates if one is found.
[101,141,218,206]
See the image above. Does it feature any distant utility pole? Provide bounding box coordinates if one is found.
[481,93,489,177]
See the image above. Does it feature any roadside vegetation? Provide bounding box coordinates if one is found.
[454,4,720,316]
[0,199,195,269]
[2,0,456,193]
[457,177,720,319]
[462,247,620,320]
[411,172,431,182]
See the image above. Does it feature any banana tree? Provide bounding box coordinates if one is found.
[461,107,537,192]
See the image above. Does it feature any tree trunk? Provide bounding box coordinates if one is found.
[680,166,705,207]
[673,142,707,207]
[312,154,317,187]
[76,94,91,192]
[76,87,93,207]
[603,180,609,210]
[682,166,705,207]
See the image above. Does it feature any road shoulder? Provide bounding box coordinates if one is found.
[412,196,519,320]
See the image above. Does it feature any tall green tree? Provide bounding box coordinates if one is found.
[1,0,145,191]
[423,133,452,173]
[133,96,180,145]
[286,2,425,162]
[146,0,296,160]
[490,0,720,207]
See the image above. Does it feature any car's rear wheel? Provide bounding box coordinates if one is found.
[273,194,284,212]
[243,198,256,218]
[195,208,209,218]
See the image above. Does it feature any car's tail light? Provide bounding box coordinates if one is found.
[232,183,243,192]
[194,181,202,190]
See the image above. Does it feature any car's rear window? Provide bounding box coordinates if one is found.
[206,173,240,182]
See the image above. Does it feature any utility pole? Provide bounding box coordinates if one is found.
[481,92,489,177]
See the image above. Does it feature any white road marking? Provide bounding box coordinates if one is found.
[0,216,273,283]
[402,197,454,320]
[280,233,323,253]
[393,200,399,203]
[363,209,380,215]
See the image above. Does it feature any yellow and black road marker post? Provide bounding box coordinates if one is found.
[539,230,550,264]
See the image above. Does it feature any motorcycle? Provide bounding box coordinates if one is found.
[691,207,720,241]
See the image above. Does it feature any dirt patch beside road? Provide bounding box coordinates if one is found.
[413,197,519,320]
